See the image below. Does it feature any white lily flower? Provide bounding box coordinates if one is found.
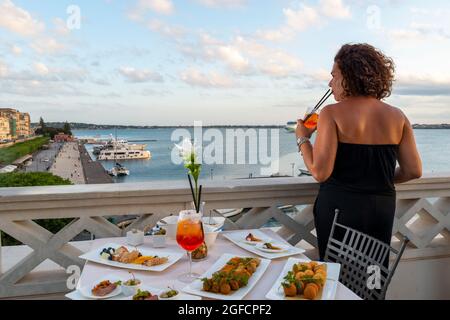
[175,138,198,164]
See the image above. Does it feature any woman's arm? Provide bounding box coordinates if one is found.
[296,106,338,182]
[394,115,422,183]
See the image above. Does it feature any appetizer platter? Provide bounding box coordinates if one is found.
[182,253,271,300]
[65,273,201,300]
[265,258,341,300]
[79,242,184,271]
[222,230,305,259]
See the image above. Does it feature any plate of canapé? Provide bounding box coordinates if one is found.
[265,258,341,300]
[79,243,183,272]
[222,229,305,259]
[182,253,271,300]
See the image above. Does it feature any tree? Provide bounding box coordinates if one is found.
[39,117,46,130]
[0,172,73,246]
[63,121,72,135]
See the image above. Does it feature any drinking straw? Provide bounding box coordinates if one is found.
[197,185,203,213]
[187,174,198,212]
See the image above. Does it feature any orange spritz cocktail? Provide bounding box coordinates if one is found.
[176,219,204,252]
[176,210,205,283]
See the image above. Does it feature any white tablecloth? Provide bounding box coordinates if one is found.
[75,229,361,300]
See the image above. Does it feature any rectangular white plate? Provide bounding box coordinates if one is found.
[265,258,341,300]
[79,242,184,272]
[222,229,305,259]
[182,253,271,300]
[66,285,201,300]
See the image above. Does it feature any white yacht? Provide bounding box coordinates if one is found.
[97,146,151,160]
[96,137,151,161]
[93,137,147,155]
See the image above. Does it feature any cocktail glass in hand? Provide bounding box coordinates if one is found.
[176,209,205,283]
[303,107,319,129]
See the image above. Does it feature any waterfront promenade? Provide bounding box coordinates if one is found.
[49,142,85,184]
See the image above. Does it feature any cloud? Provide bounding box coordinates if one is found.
[284,5,320,32]
[0,60,89,84]
[0,0,45,36]
[93,78,111,86]
[319,0,351,19]
[118,66,164,83]
[216,45,250,73]
[394,74,450,96]
[30,37,66,54]
[53,17,71,36]
[147,19,186,40]
[388,23,450,43]
[193,0,247,8]
[128,0,174,21]
[180,68,234,88]
[177,33,303,78]
[1,80,91,97]
[10,44,22,55]
[256,27,295,42]
[232,36,303,77]
[257,0,351,42]
[34,62,49,75]
[0,60,8,77]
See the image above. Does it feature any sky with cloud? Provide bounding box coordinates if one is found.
[0,0,449,125]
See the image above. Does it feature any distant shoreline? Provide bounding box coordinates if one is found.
[31,122,450,130]
[32,122,285,130]
[412,124,450,129]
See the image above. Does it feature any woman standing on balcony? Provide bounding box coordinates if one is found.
[296,43,422,260]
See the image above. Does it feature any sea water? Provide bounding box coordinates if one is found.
[73,128,450,183]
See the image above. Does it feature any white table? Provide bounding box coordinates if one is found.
[73,229,361,300]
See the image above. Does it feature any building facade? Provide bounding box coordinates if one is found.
[0,108,31,140]
[54,133,75,143]
[0,116,11,140]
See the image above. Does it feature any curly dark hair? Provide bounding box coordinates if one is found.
[334,43,395,100]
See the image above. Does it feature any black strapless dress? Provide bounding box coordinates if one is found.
[313,142,399,260]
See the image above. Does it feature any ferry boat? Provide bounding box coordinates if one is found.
[284,121,296,132]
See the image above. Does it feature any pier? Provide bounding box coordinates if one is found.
[78,143,113,184]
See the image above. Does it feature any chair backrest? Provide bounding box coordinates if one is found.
[324,209,408,300]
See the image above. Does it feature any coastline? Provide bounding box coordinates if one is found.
[29,122,450,131]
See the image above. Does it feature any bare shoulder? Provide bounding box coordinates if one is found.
[320,103,340,116]
[381,101,405,118]
[380,101,407,125]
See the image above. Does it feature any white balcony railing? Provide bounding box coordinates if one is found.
[0,174,449,299]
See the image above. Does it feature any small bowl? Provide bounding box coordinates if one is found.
[159,289,180,300]
[152,234,166,248]
[121,279,142,296]
[157,216,178,238]
[203,225,219,248]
